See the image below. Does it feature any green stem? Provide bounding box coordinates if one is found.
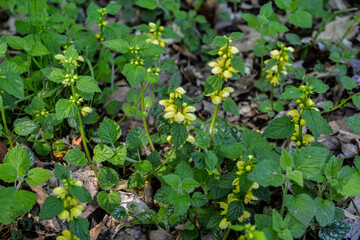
[71,84,98,178]
[141,82,155,151]
[222,228,231,240]
[153,148,175,173]
[260,24,265,82]
[318,180,328,197]
[1,105,13,148]
[337,12,360,47]
[70,231,75,240]
[321,92,360,114]
[209,104,220,137]
[280,179,289,216]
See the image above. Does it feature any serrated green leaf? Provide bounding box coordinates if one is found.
[86,2,100,24]
[28,42,50,56]
[191,192,208,207]
[93,144,114,163]
[105,3,122,14]
[205,150,218,170]
[0,163,17,183]
[41,67,65,83]
[163,174,181,190]
[108,145,127,165]
[54,163,70,180]
[204,75,222,95]
[231,55,245,75]
[289,170,303,187]
[98,166,119,190]
[0,187,16,220]
[76,76,101,93]
[170,123,188,149]
[99,117,122,143]
[248,160,285,187]
[133,160,152,175]
[126,127,148,148]
[181,178,199,191]
[264,116,295,139]
[195,129,210,149]
[55,99,78,119]
[64,148,87,167]
[135,0,157,10]
[226,200,244,221]
[285,193,315,225]
[302,108,332,139]
[13,190,36,212]
[39,195,64,221]
[289,11,312,28]
[168,191,190,216]
[325,156,342,178]
[102,39,129,53]
[223,97,240,117]
[13,118,37,136]
[70,217,90,240]
[308,77,329,93]
[4,145,30,178]
[280,86,302,99]
[123,64,146,88]
[211,36,227,46]
[340,76,356,90]
[69,185,92,203]
[97,191,121,213]
[314,197,335,227]
[175,161,193,180]
[280,148,293,170]
[230,32,244,40]
[0,62,24,99]
[26,168,53,186]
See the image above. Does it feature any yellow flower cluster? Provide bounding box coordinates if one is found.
[218,155,260,229]
[265,45,294,86]
[209,40,239,81]
[206,87,234,104]
[55,50,84,67]
[159,87,196,124]
[288,85,317,146]
[239,224,263,240]
[56,230,80,240]
[146,22,165,48]
[219,194,251,229]
[53,180,84,223]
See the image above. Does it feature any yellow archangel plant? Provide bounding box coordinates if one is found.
[146,22,166,48]
[265,44,294,86]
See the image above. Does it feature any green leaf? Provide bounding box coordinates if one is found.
[325,156,342,178]
[284,214,307,238]
[195,129,210,149]
[13,190,36,212]
[241,13,259,30]
[26,168,52,186]
[230,32,244,40]
[146,72,162,83]
[248,160,285,187]
[314,197,335,227]
[102,39,129,53]
[97,191,121,213]
[28,42,50,56]
[168,192,191,216]
[0,41,7,59]
[335,166,360,196]
[69,185,92,203]
[39,195,64,221]
[135,0,157,10]
[126,89,140,103]
[223,97,240,117]
[288,171,303,187]
[263,116,295,139]
[76,76,101,93]
[302,108,332,139]
[175,161,193,180]
[226,200,244,221]
[93,144,114,163]
[170,123,188,149]
[190,192,208,207]
[123,64,146,88]
[128,173,145,188]
[34,141,51,156]
[86,2,100,24]
[211,36,227,47]
[133,160,152,175]
[108,145,127,165]
[99,117,122,143]
[98,166,119,190]
[289,11,312,28]
[318,220,350,240]
[284,193,316,225]
[4,145,30,178]
[70,217,90,240]
[13,118,37,136]
[231,56,245,75]
[280,86,302,99]
[293,146,329,182]
[285,33,301,45]
[64,148,87,167]
[142,43,166,56]
[54,163,70,180]
[280,148,293,170]
[105,3,122,14]
[0,163,17,183]
[163,174,181,190]
[181,178,199,191]
[204,75,222,95]
[219,142,246,159]
[41,67,65,83]
[0,62,24,99]
[55,99,78,120]
[205,150,218,170]
[0,187,16,220]
[308,77,329,93]
[126,127,148,148]
[352,95,360,109]
[345,113,360,135]
[340,76,356,90]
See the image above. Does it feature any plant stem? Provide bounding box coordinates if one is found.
[154,148,175,173]
[337,12,360,47]
[209,104,220,137]
[321,92,360,114]
[141,82,155,151]
[1,105,13,148]
[280,179,289,216]
[222,228,231,240]
[260,24,265,82]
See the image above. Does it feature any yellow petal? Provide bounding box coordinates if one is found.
[186,135,195,144]
[184,106,196,113]
[211,67,222,75]
[53,187,66,195]
[185,113,196,121]
[209,61,219,68]
[211,96,222,104]
[219,218,231,229]
[223,70,232,79]
[174,112,185,123]
[164,112,175,119]
[54,54,65,60]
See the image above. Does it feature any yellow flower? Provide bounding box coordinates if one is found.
[56,230,80,240]
[163,104,196,124]
[209,58,238,80]
[73,180,83,187]
[167,135,172,143]
[70,205,84,219]
[186,135,195,144]
[238,210,251,222]
[287,109,300,122]
[159,99,174,107]
[81,107,93,116]
[244,183,259,204]
[58,210,71,222]
[174,87,186,98]
[219,202,228,215]
[219,218,231,229]
[302,134,314,145]
[232,178,240,193]
[54,51,84,66]
[53,187,67,200]
[219,45,239,58]
[206,87,234,105]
